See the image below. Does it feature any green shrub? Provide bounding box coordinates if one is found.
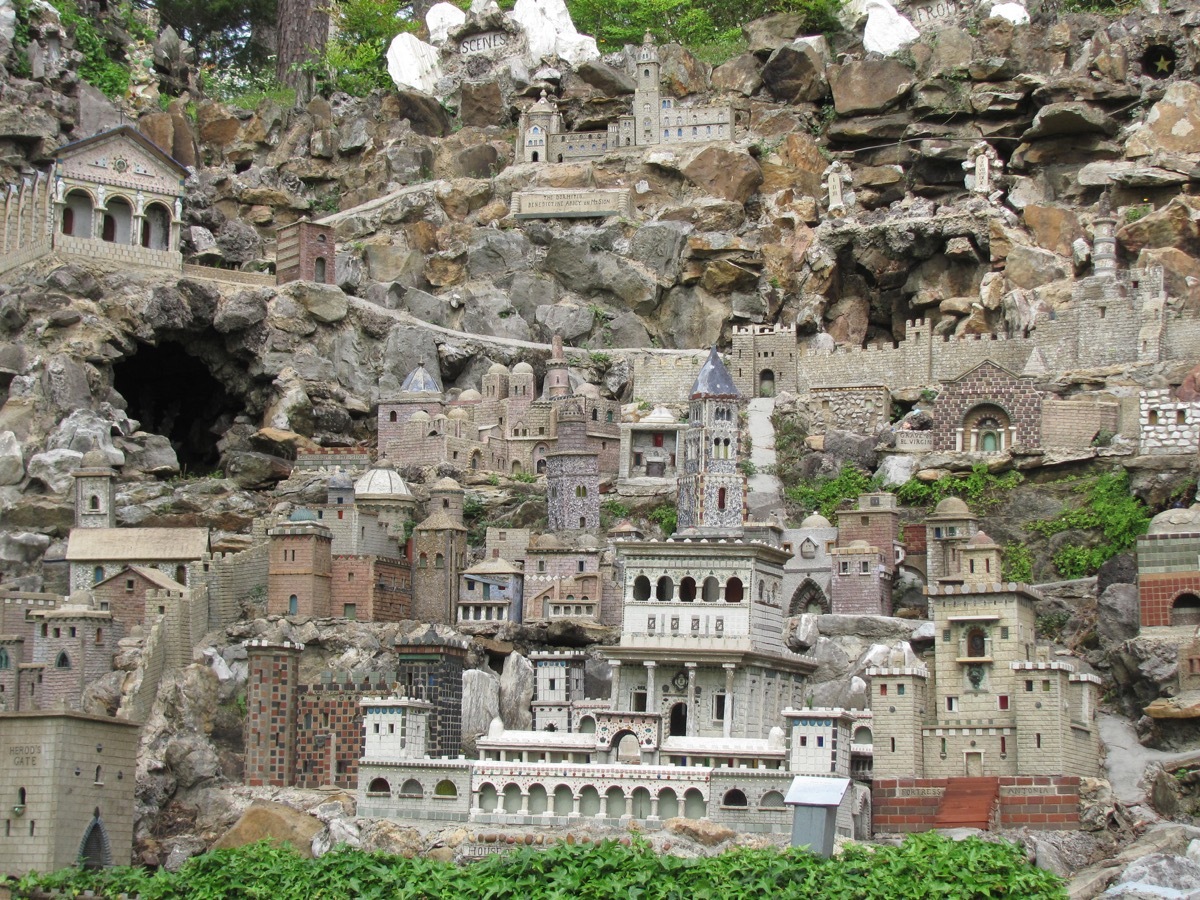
[1027,471,1150,578]
[1001,542,1034,583]
[28,0,131,99]
[895,464,1023,511]
[785,464,879,519]
[648,501,677,535]
[16,832,1066,899]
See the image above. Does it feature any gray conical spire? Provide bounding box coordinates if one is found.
[689,346,739,399]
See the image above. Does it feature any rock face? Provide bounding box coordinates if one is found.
[511,0,599,66]
[461,667,500,751]
[1126,82,1200,158]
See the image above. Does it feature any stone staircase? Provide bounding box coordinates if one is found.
[745,396,784,521]
[933,777,1000,830]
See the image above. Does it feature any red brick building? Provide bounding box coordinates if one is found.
[931,361,1043,453]
[91,566,186,634]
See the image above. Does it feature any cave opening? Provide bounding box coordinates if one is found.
[112,341,241,471]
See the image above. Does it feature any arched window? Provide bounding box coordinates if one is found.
[760,791,785,808]
[435,779,458,797]
[702,576,720,602]
[967,627,987,659]
[0,648,9,669]
[718,487,727,510]
[679,577,696,602]
[656,576,674,602]
[435,553,445,568]
[633,575,651,601]
[314,257,327,283]
[399,778,423,798]
[288,595,298,615]
[367,777,391,795]
[725,577,743,603]
[418,552,428,568]
[722,789,748,807]
[62,189,93,237]
[89,495,100,510]
[17,787,26,805]
[592,409,598,421]
[102,197,133,244]
[142,202,171,250]
[389,410,397,422]
[55,651,71,669]
[93,566,104,584]
[1171,593,1200,627]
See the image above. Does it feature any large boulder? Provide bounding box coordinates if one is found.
[386,33,443,95]
[48,409,125,466]
[682,147,763,204]
[0,430,23,485]
[829,58,914,115]
[211,801,323,858]
[1023,102,1116,140]
[760,40,827,103]
[461,667,500,752]
[26,448,84,493]
[511,0,599,67]
[1126,81,1200,158]
[1117,198,1200,257]
[711,53,762,97]
[1097,583,1140,647]
[498,651,534,730]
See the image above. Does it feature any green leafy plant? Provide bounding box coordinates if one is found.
[31,0,132,99]
[1001,542,1034,584]
[1124,203,1153,223]
[1027,471,1150,578]
[895,464,1023,512]
[511,471,537,483]
[648,501,677,536]
[486,473,500,486]
[15,832,1067,899]
[307,0,416,97]
[738,459,757,478]
[1091,429,1115,448]
[1036,610,1072,642]
[785,464,880,520]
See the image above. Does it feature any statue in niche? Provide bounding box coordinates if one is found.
[963,141,1004,204]
[823,159,855,219]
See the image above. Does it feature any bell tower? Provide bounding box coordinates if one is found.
[635,32,662,146]
[677,347,744,534]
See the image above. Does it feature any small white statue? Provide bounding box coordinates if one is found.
[963,141,1004,203]
[823,160,855,218]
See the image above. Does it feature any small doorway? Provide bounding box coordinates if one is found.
[79,811,110,869]
[669,702,687,736]
[759,369,775,397]
[314,257,327,283]
[531,151,539,162]
[965,752,983,777]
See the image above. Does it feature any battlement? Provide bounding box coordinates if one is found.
[244,639,305,651]
[864,666,929,678]
[144,589,188,601]
[733,323,796,336]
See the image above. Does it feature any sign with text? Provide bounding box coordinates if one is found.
[512,189,634,220]
[459,31,510,55]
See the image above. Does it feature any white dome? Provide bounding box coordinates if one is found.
[355,466,413,499]
[459,388,482,402]
[800,512,832,528]
[513,361,535,375]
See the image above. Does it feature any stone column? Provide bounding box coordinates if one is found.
[685,663,697,737]
[644,661,657,712]
[520,791,530,814]
[611,661,622,711]
[955,427,964,452]
[649,795,659,820]
[723,664,736,739]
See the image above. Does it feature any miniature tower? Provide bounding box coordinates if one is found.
[267,509,333,617]
[546,400,600,532]
[518,90,560,164]
[864,665,929,778]
[635,32,662,146]
[360,695,433,761]
[72,450,116,529]
[411,478,468,624]
[544,335,571,399]
[925,496,979,582]
[326,470,355,508]
[677,346,744,534]
[244,640,303,786]
[959,530,1002,584]
[1092,191,1117,277]
[276,219,335,285]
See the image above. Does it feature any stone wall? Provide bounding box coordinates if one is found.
[1041,399,1120,449]
[57,233,182,271]
[809,386,891,435]
[180,264,275,287]
[1139,389,1200,455]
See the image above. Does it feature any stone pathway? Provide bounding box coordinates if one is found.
[746,396,784,521]
[1099,713,1200,806]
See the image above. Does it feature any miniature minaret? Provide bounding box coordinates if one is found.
[544,334,571,399]
[72,450,116,529]
[677,346,744,534]
[1092,191,1118,277]
[546,400,600,532]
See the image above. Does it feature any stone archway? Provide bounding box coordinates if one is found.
[962,403,1012,453]
[1172,593,1200,628]
[78,810,111,869]
[759,369,775,397]
[787,579,829,616]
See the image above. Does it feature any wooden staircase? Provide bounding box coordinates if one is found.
[933,777,999,829]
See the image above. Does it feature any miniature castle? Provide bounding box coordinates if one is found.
[517,34,735,164]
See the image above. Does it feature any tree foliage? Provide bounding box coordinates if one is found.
[151,0,277,67]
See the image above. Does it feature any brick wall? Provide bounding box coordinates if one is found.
[92,569,163,634]
[873,776,1079,832]
[931,361,1042,451]
[245,643,301,787]
[276,220,335,285]
[330,556,411,622]
[1041,399,1121,449]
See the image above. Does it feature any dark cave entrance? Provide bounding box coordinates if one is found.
[112,341,240,471]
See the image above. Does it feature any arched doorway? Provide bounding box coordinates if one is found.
[725,577,743,603]
[787,579,829,616]
[62,189,93,237]
[683,788,706,819]
[141,202,171,250]
[614,731,641,764]
[963,404,1012,453]
[657,788,679,818]
[1172,593,1200,628]
[102,197,133,244]
[78,811,110,869]
[531,151,539,162]
[314,257,327,283]
[759,369,775,397]
[669,702,687,736]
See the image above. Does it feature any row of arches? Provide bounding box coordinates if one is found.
[61,189,172,250]
[633,575,743,604]
[366,776,459,798]
[475,782,703,819]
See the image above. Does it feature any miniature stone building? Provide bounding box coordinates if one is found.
[0,710,139,874]
[244,631,467,790]
[65,454,209,592]
[782,513,838,616]
[546,398,600,532]
[1135,505,1200,630]
[677,347,746,535]
[868,528,1100,832]
[458,558,524,624]
[377,344,619,477]
[1139,388,1200,455]
[517,34,734,164]
[90,566,185,635]
[47,126,186,271]
[828,493,904,616]
[485,529,617,625]
[355,350,873,837]
[276,219,334,285]
[930,361,1042,453]
[617,405,685,486]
